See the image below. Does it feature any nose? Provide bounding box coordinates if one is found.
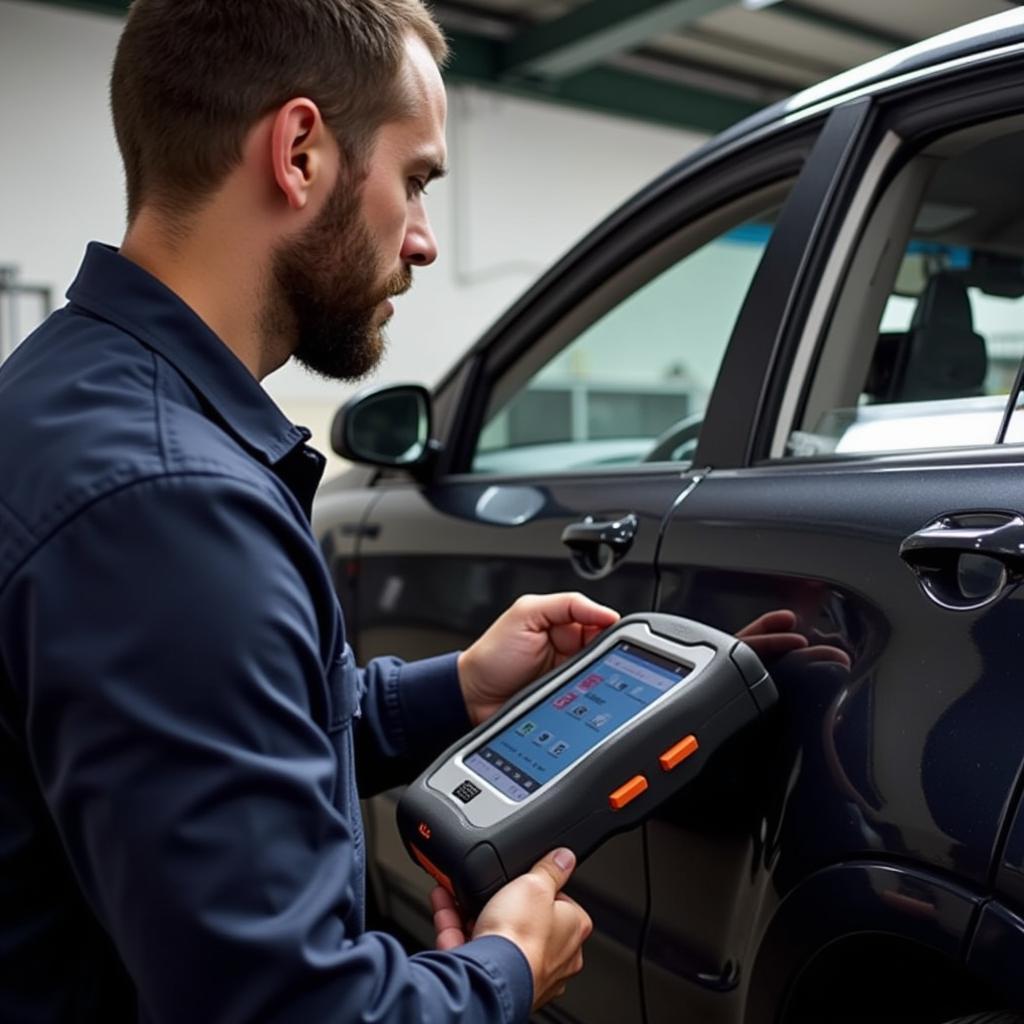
[400,204,438,267]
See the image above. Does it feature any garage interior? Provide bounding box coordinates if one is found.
[1,0,1013,465]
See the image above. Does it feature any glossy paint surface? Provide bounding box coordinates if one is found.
[309,17,1024,1020]
[648,457,1024,1019]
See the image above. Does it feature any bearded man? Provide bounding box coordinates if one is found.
[0,2,608,1021]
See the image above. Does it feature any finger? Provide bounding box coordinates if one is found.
[430,885,458,916]
[555,894,593,939]
[435,924,467,950]
[433,904,464,936]
[521,593,620,631]
[530,847,576,895]
[549,620,586,658]
[538,983,568,1006]
[793,644,853,669]
[736,609,797,637]
[742,632,809,658]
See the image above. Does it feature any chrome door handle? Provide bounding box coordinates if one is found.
[561,514,638,580]
[899,512,1024,610]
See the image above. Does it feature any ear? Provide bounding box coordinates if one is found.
[269,98,332,210]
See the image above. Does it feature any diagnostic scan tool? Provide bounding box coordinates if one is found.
[397,613,776,913]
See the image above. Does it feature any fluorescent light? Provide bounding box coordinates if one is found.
[742,0,785,10]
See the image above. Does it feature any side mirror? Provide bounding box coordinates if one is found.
[330,383,437,473]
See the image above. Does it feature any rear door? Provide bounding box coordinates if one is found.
[646,56,1024,1021]
[347,115,844,1024]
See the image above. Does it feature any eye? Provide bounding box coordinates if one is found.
[407,178,428,199]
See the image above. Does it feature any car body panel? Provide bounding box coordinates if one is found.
[312,13,1024,1020]
[649,456,1024,1014]
[966,900,1024,1006]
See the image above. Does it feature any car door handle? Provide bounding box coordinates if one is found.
[899,512,1024,610]
[561,514,638,580]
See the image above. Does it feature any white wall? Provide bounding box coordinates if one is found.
[0,0,705,467]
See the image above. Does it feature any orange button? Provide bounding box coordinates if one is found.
[659,735,699,772]
[410,843,455,896]
[609,774,648,810]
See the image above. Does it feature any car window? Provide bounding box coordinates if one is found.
[471,184,793,475]
[785,116,1024,459]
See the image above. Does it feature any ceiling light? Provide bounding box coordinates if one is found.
[741,0,786,10]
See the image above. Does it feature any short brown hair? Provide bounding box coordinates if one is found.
[111,0,448,222]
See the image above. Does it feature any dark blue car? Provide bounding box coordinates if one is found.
[315,10,1024,1021]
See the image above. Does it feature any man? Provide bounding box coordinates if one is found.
[0,1,615,1020]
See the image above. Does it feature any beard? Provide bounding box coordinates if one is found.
[268,176,412,382]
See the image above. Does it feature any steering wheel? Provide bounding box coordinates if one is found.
[644,412,704,463]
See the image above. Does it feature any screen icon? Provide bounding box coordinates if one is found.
[534,730,554,746]
[570,704,589,720]
[550,741,569,757]
[578,673,602,692]
[553,692,578,710]
[589,713,611,730]
[515,720,537,737]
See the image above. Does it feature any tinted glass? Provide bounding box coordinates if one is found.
[472,203,791,475]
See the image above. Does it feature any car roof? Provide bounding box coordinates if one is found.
[746,8,1024,136]
[438,8,1024,395]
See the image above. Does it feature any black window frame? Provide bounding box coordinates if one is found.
[430,118,828,481]
[751,46,1024,471]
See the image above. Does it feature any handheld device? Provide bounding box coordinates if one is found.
[397,613,776,914]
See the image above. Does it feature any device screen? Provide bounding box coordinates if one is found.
[463,641,691,802]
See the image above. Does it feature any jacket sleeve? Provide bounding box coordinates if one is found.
[352,651,474,796]
[4,472,532,1024]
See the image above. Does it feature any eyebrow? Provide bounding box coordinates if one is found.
[411,151,448,183]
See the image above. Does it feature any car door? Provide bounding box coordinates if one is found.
[645,56,1024,1022]
[334,113,854,1024]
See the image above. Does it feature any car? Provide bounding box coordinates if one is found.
[313,9,1024,1023]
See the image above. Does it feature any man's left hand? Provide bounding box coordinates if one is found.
[458,593,620,726]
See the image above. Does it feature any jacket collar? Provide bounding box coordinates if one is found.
[67,242,310,467]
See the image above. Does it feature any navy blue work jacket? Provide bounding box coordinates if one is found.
[0,243,532,1023]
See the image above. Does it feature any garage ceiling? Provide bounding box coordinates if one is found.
[28,0,1023,133]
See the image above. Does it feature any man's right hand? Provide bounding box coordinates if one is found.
[429,848,592,1010]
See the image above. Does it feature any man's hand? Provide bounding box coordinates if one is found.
[458,593,619,726]
[430,848,592,1011]
[737,609,851,668]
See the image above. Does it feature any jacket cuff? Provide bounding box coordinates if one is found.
[453,935,533,1024]
[397,652,472,758]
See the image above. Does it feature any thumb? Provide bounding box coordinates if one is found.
[530,847,576,894]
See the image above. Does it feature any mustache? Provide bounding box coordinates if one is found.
[381,267,413,301]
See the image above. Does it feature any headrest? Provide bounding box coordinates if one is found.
[865,274,987,404]
[902,273,986,401]
[910,273,975,335]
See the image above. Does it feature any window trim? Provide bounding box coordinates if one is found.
[697,98,878,470]
[759,68,1024,470]
[768,131,902,459]
[469,181,792,476]
[441,129,823,478]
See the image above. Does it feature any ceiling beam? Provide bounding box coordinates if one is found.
[502,0,736,80]
[446,30,759,133]
[26,0,128,14]
[778,1,914,52]
[15,1,761,136]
